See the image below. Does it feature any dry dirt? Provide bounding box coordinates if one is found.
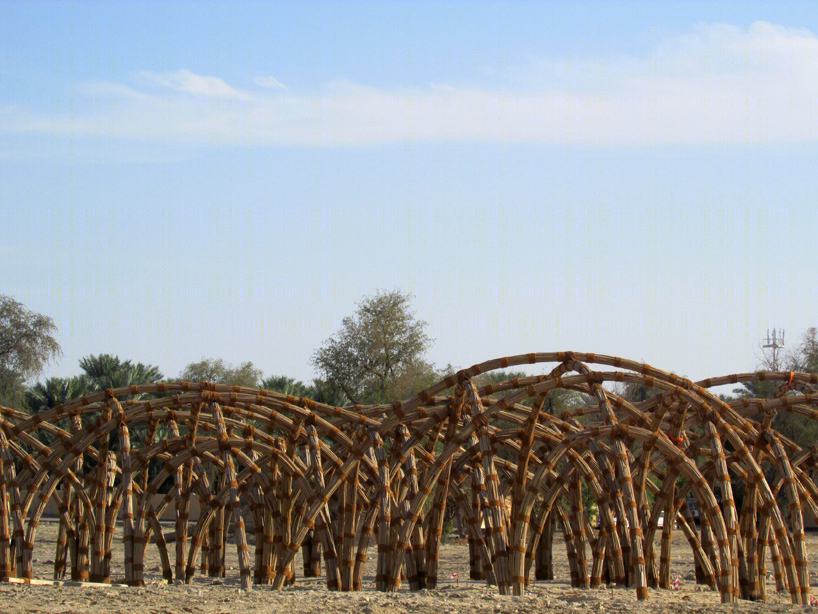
[0,521,813,614]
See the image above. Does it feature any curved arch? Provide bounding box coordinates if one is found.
[0,359,816,606]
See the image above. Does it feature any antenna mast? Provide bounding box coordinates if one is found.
[763,328,785,369]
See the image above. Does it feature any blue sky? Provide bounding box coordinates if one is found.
[2,2,817,388]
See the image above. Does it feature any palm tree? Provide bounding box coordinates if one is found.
[79,354,162,390]
[261,375,313,397]
[26,375,95,414]
[25,375,95,445]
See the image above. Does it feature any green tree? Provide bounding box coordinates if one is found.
[0,296,61,408]
[620,381,659,404]
[791,327,818,374]
[24,375,95,444]
[473,370,587,414]
[311,290,432,404]
[732,329,818,399]
[732,328,818,450]
[309,377,349,406]
[261,374,352,406]
[772,328,818,447]
[473,369,530,389]
[26,375,95,415]
[385,360,452,403]
[26,355,162,448]
[261,375,314,398]
[179,358,261,388]
[79,353,163,390]
[733,378,779,400]
[733,340,782,400]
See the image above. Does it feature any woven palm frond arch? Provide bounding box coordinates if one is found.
[1,353,817,605]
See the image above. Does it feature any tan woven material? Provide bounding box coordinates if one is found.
[2,354,818,604]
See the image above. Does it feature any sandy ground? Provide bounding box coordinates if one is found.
[0,521,812,614]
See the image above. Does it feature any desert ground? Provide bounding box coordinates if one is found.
[0,521,812,614]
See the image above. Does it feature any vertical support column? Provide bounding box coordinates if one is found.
[465,380,511,594]
[0,430,11,580]
[424,398,462,589]
[704,422,739,602]
[111,395,135,586]
[371,428,393,591]
[89,398,113,583]
[568,470,590,588]
[509,392,544,594]
[535,512,554,581]
[306,422,340,590]
[580,363,648,600]
[769,434,809,605]
[396,425,425,589]
[211,402,252,590]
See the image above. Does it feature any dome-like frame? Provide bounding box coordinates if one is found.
[1,352,816,605]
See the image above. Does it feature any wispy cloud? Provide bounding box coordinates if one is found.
[253,75,288,90]
[135,69,253,100]
[3,22,818,147]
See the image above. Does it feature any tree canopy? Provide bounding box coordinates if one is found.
[792,327,818,374]
[26,353,163,416]
[79,353,163,390]
[261,375,314,398]
[311,290,432,404]
[731,327,818,450]
[26,375,95,415]
[734,327,818,399]
[0,296,61,407]
[179,358,262,388]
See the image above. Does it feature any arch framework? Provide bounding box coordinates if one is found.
[1,352,817,605]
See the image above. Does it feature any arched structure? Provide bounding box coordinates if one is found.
[1,352,817,604]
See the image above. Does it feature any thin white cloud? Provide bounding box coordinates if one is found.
[75,81,156,102]
[135,69,252,100]
[3,22,818,147]
[253,75,288,90]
